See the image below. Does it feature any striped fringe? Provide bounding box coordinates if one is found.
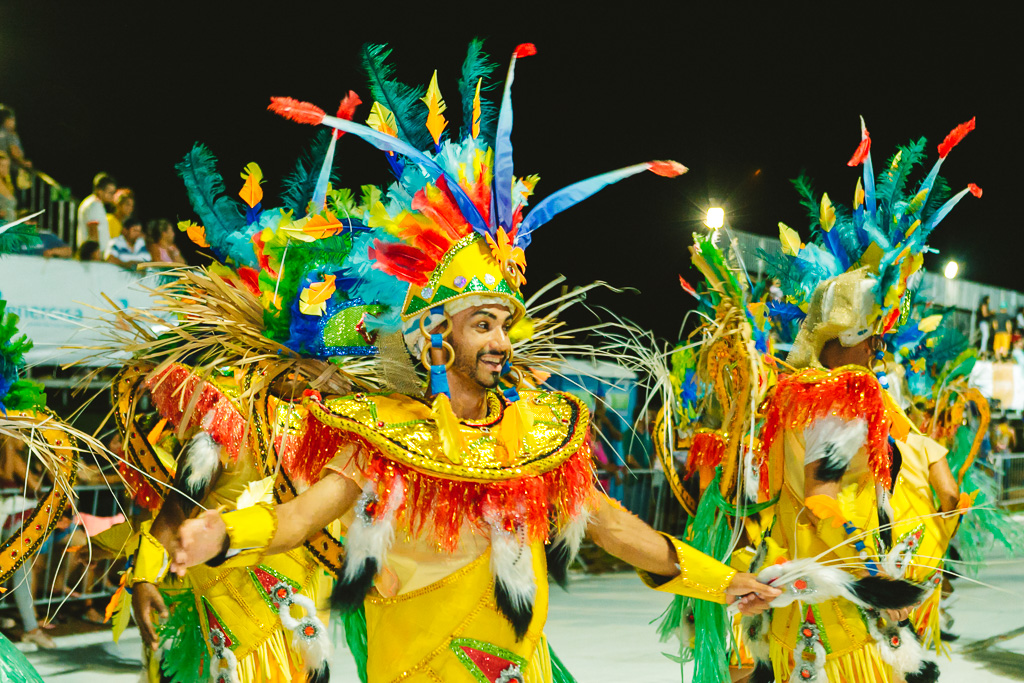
[770,636,898,683]
[912,586,946,656]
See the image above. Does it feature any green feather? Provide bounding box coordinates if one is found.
[340,605,369,683]
[548,642,579,683]
[359,43,432,151]
[280,130,341,217]
[157,589,209,683]
[457,38,499,144]
[0,633,45,683]
[0,221,41,255]
[790,171,820,229]
[875,137,927,216]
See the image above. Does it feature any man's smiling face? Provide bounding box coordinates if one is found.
[447,304,514,389]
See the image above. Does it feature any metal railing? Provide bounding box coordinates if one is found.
[984,453,1024,510]
[1,484,125,610]
[16,168,78,245]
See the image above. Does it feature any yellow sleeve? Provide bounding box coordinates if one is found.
[636,533,736,604]
[213,502,279,568]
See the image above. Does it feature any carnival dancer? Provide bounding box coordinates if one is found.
[163,42,780,683]
[95,128,380,683]
[735,117,983,683]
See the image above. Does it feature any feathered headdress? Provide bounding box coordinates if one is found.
[769,117,980,368]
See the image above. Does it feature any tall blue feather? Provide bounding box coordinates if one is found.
[515,163,652,249]
[318,114,489,235]
[312,134,338,213]
[493,50,527,232]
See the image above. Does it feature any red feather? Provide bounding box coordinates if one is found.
[678,275,697,298]
[514,43,538,58]
[333,91,363,139]
[847,135,871,167]
[968,183,983,198]
[648,160,688,177]
[368,240,433,286]
[267,97,326,125]
[937,117,975,159]
[236,266,261,298]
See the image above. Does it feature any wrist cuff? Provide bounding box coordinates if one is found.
[216,503,278,568]
[636,532,736,603]
[128,523,169,586]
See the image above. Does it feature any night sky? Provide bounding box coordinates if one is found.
[1,3,1016,340]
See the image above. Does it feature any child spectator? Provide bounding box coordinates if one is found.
[0,105,32,180]
[106,217,151,269]
[145,218,185,264]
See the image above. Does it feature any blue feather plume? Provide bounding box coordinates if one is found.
[279,130,339,217]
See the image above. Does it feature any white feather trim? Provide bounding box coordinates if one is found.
[343,478,405,583]
[183,431,222,492]
[209,637,240,683]
[742,445,760,503]
[488,521,536,612]
[863,610,927,677]
[803,415,867,469]
[739,613,771,662]
[757,558,857,609]
[551,508,592,562]
[787,633,827,683]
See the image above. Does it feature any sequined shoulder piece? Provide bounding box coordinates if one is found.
[309,389,588,481]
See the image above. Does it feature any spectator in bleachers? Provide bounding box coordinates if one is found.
[17,219,73,259]
[77,240,102,262]
[146,218,186,264]
[76,172,117,253]
[1013,337,1024,365]
[0,105,32,179]
[993,302,1013,361]
[977,295,993,359]
[105,188,135,242]
[0,152,16,223]
[106,216,151,269]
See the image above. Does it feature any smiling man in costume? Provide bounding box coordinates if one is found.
[166,42,779,683]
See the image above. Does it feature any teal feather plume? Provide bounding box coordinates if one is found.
[359,43,432,151]
[280,130,340,217]
[175,144,251,265]
[458,38,499,144]
[790,171,820,228]
[875,137,927,218]
[0,220,40,255]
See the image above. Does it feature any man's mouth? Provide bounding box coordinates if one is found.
[478,356,506,374]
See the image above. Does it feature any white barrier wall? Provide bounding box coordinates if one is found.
[970,361,1024,412]
[0,255,167,367]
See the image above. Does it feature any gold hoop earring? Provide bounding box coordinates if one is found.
[421,340,455,372]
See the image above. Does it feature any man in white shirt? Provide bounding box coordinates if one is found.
[105,217,151,269]
[76,172,117,252]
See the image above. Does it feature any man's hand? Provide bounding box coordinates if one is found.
[885,607,913,623]
[170,509,227,577]
[131,582,167,651]
[725,572,781,616]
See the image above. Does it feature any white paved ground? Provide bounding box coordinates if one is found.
[20,556,1024,682]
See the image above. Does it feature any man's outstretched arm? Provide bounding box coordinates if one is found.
[171,471,361,575]
[587,493,779,614]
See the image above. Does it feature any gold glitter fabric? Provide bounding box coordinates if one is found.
[309,389,587,482]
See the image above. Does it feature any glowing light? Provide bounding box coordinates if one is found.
[705,207,724,229]
[944,261,959,279]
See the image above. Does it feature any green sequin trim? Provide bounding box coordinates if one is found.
[449,637,527,683]
[200,596,239,651]
[809,604,832,654]
[248,564,301,610]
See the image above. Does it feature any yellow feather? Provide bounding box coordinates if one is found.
[778,222,802,256]
[854,178,864,210]
[366,102,398,137]
[471,77,482,139]
[239,162,264,208]
[420,70,448,147]
[819,193,836,232]
[499,400,534,461]
[431,393,464,463]
[907,188,929,214]
[299,274,337,316]
[918,315,943,333]
[904,219,921,238]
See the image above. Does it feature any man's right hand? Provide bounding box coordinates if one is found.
[131,582,167,651]
[170,509,228,577]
